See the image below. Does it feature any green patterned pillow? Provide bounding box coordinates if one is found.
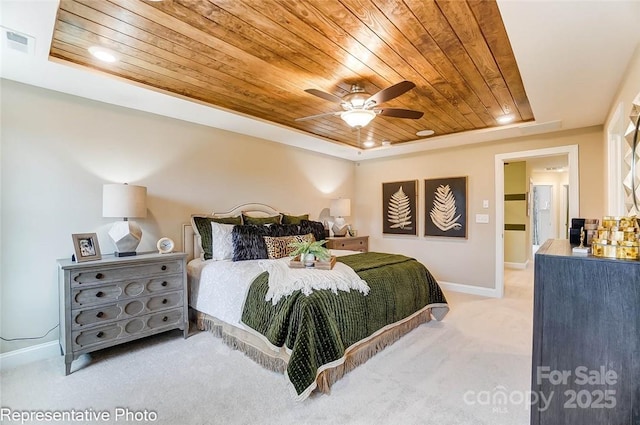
[242,214,282,226]
[191,215,243,260]
[263,233,314,259]
[282,214,309,225]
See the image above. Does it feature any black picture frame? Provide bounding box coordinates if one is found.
[425,176,468,238]
[382,180,418,235]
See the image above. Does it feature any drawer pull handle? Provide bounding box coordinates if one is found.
[96,331,104,338]
[161,281,168,287]
[162,316,168,322]
[162,299,168,304]
[161,265,167,271]
[96,291,104,298]
[96,311,104,318]
[96,273,104,279]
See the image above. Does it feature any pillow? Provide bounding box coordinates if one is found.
[282,214,309,225]
[242,214,282,226]
[268,223,302,237]
[210,222,235,261]
[300,219,326,243]
[232,225,270,261]
[191,215,243,260]
[263,233,315,259]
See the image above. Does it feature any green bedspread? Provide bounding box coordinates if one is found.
[241,252,448,399]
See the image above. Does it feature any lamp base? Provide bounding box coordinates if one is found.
[108,220,142,255]
[114,251,137,257]
[332,217,349,237]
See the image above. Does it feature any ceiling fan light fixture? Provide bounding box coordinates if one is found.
[341,109,376,128]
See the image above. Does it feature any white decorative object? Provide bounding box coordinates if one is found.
[103,183,147,256]
[330,198,351,237]
[430,184,462,231]
[387,186,413,229]
[157,237,175,254]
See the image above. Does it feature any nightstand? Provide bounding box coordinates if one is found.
[58,252,188,375]
[326,236,369,252]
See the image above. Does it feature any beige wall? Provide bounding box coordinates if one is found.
[604,43,640,213]
[0,80,355,353]
[354,126,604,289]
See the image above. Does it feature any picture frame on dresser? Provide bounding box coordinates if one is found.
[71,233,101,262]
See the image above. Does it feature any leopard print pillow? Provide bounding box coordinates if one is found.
[263,233,315,259]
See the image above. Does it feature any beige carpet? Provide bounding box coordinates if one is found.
[1,267,533,425]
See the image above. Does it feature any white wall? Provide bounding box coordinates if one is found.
[354,126,605,289]
[0,80,355,354]
[605,43,640,213]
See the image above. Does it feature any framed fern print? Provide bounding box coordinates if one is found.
[382,180,418,235]
[425,176,467,238]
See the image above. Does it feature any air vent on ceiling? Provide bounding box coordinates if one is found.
[1,26,35,55]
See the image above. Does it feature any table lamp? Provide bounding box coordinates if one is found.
[330,198,351,237]
[103,183,147,257]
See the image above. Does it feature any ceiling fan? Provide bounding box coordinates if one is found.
[295,81,424,129]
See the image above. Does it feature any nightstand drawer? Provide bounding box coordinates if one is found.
[327,236,369,252]
[72,308,184,350]
[71,275,183,308]
[72,291,184,329]
[70,260,183,286]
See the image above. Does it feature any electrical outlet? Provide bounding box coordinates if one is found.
[475,214,490,224]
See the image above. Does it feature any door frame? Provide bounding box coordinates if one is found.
[495,145,579,297]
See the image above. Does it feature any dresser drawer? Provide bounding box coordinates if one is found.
[71,260,183,286]
[72,308,184,350]
[72,291,184,329]
[71,275,183,308]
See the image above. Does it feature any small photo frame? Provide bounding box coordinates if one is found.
[72,233,102,262]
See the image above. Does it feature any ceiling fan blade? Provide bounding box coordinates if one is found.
[366,81,416,105]
[376,108,424,119]
[304,88,343,104]
[295,111,341,122]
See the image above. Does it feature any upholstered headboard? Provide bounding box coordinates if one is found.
[182,203,281,262]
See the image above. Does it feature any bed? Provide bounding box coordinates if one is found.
[183,203,449,400]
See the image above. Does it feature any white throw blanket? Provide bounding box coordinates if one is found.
[259,258,370,305]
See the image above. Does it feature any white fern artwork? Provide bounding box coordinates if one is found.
[387,186,413,230]
[430,184,462,232]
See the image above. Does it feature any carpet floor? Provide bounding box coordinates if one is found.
[1,266,533,425]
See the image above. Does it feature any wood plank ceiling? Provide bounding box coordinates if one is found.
[50,0,534,149]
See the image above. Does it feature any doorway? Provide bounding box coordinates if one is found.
[532,184,553,254]
[494,145,579,298]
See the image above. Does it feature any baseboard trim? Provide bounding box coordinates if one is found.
[439,281,500,298]
[0,341,59,371]
[504,260,529,270]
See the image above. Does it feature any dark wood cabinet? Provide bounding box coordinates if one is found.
[532,239,639,424]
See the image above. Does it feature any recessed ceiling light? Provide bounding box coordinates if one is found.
[381,140,392,147]
[363,140,376,148]
[496,114,514,124]
[416,129,434,137]
[88,46,117,63]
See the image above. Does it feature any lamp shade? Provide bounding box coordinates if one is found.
[330,198,351,218]
[103,184,147,218]
[341,110,376,128]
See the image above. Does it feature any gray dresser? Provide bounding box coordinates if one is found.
[532,239,639,424]
[58,251,188,375]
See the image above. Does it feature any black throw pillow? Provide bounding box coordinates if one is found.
[269,223,302,237]
[300,219,325,243]
[232,225,270,261]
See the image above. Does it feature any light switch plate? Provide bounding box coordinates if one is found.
[476,214,490,224]
[482,200,489,209]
